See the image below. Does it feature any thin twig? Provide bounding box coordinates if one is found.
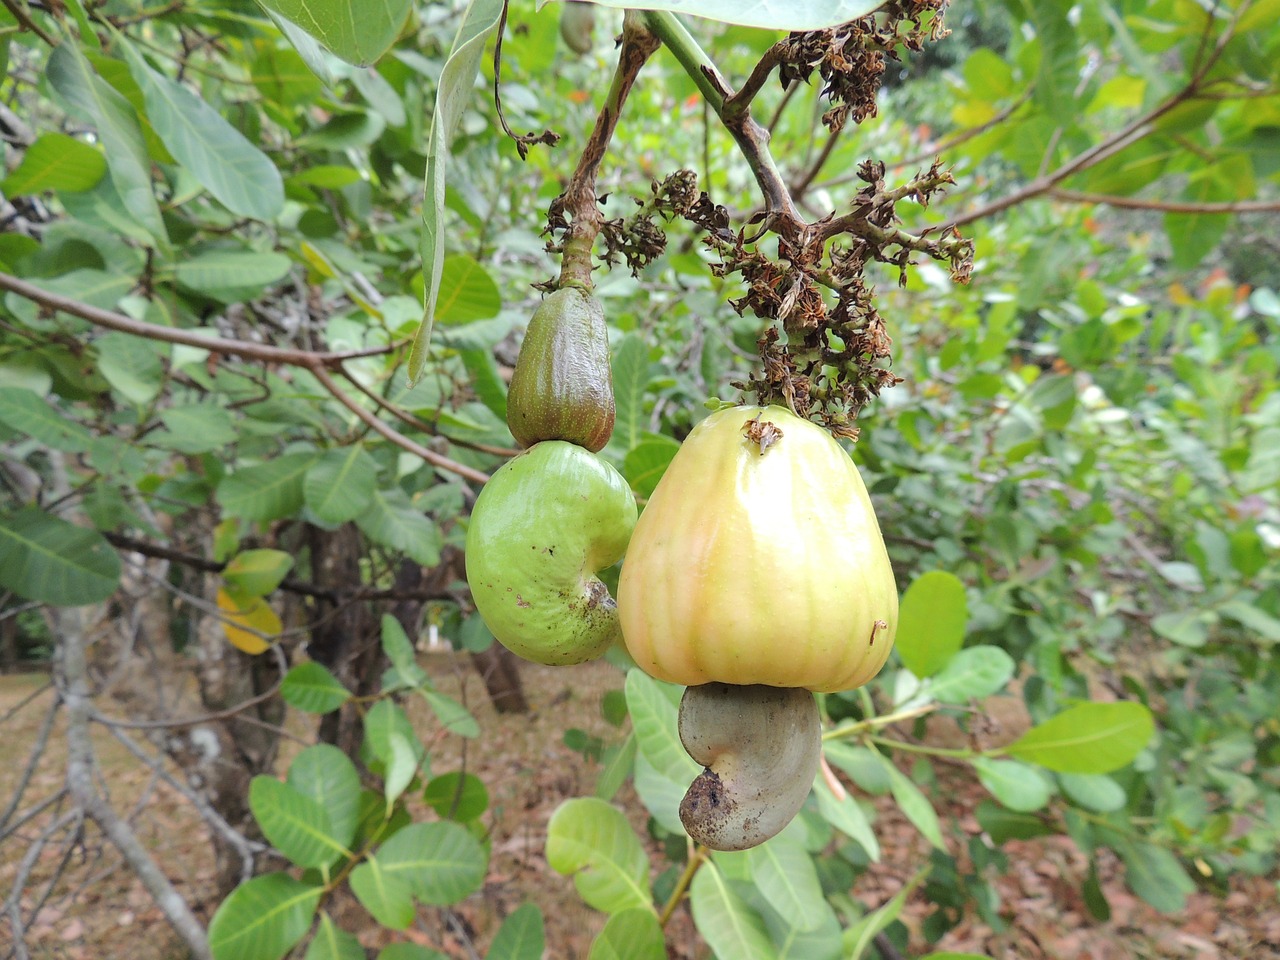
[0,692,61,835]
[1049,188,1280,214]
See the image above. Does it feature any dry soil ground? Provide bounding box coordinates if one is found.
[1,657,1277,959]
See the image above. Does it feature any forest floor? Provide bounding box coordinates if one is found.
[1,657,1277,960]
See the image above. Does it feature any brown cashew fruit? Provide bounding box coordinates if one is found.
[677,683,821,851]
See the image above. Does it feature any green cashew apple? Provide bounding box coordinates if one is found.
[466,441,637,665]
[507,287,615,453]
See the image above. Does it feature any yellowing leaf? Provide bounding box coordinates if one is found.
[217,587,281,655]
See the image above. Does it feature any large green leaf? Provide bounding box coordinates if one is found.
[623,433,680,498]
[45,44,167,248]
[563,0,883,29]
[1003,701,1155,773]
[350,857,415,929]
[624,670,699,783]
[926,646,1015,703]
[377,821,487,905]
[546,798,652,915]
[304,445,377,524]
[971,758,1052,813]
[435,254,501,324]
[153,405,238,454]
[689,863,777,960]
[761,896,842,960]
[487,902,545,960]
[217,453,317,522]
[609,334,649,454]
[1,132,105,195]
[0,508,121,606]
[879,754,945,849]
[281,661,352,713]
[258,0,413,65]
[895,571,967,678]
[249,776,352,867]
[588,908,666,960]
[286,744,361,851]
[305,913,363,960]
[841,868,927,960]
[631,750,686,835]
[355,487,443,567]
[207,873,321,960]
[0,387,93,452]
[407,0,505,381]
[174,249,293,301]
[812,777,879,861]
[745,837,828,933]
[1118,841,1196,913]
[95,332,166,406]
[116,36,283,220]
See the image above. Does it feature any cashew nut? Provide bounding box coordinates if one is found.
[677,682,822,851]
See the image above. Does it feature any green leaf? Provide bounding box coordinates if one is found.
[95,332,166,406]
[841,868,927,960]
[218,453,317,522]
[689,862,777,960]
[812,777,879,861]
[761,895,842,960]
[974,801,1054,844]
[45,44,167,248]
[589,907,666,960]
[286,744,361,851]
[363,700,424,767]
[304,446,378,525]
[488,903,546,960]
[879,755,944,849]
[926,646,1015,703]
[305,913,363,960]
[745,837,828,933]
[632,750,686,835]
[595,734,637,802]
[3,269,135,328]
[384,731,420,807]
[258,0,413,65]
[0,508,121,606]
[408,0,505,381]
[350,857,415,929]
[546,797,651,914]
[281,661,352,714]
[1,132,105,194]
[435,254,501,324]
[380,613,425,686]
[423,772,489,822]
[376,948,447,960]
[418,689,480,738]
[564,0,882,30]
[0,387,93,452]
[377,821,488,905]
[116,36,284,220]
[609,334,649,453]
[224,549,295,597]
[207,873,321,960]
[1004,701,1155,773]
[355,487,443,567]
[249,776,351,867]
[919,954,993,960]
[154,404,237,453]
[823,742,891,795]
[895,571,967,677]
[1058,773,1127,813]
[1118,842,1196,913]
[623,433,681,498]
[624,670,700,784]
[174,248,293,302]
[1218,599,1280,644]
[971,758,1052,813]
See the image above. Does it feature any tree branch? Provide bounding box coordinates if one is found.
[1049,188,1280,214]
[0,271,493,485]
[55,604,214,960]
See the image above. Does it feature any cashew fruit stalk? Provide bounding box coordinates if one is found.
[507,287,615,453]
[466,441,636,665]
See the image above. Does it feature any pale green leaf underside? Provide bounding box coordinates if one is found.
[540,0,884,30]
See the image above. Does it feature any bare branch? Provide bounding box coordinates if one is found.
[1049,188,1280,214]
